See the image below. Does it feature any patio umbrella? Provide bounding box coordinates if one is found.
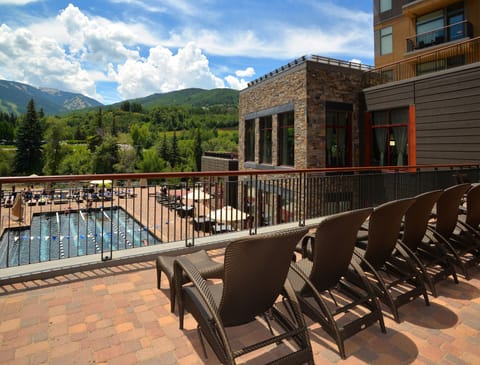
[183,189,211,201]
[209,205,247,224]
[90,180,112,188]
[11,194,24,221]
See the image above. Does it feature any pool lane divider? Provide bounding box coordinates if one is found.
[56,212,65,258]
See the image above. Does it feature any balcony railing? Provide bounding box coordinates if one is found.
[364,36,480,86]
[406,21,473,52]
[1,164,479,279]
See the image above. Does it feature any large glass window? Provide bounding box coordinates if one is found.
[372,108,409,166]
[326,107,352,168]
[278,111,295,166]
[245,119,255,162]
[380,26,392,55]
[380,0,392,13]
[415,3,465,48]
[259,116,272,164]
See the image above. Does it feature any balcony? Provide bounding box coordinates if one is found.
[1,164,480,362]
[1,164,479,281]
[365,36,480,86]
[406,21,474,53]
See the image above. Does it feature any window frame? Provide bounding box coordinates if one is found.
[259,115,272,165]
[371,108,409,167]
[244,118,255,162]
[380,26,393,55]
[325,108,353,168]
[278,111,295,166]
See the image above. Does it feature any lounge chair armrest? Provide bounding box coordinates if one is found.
[174,256,220,318]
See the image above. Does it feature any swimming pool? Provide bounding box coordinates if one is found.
[0,206,161,268]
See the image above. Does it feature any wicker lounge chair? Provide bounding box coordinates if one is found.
[458,183,480,238]
[174,227,313,365]
[349,197,430,323]
[428,183,480,279]
[400,190,458,297]
[289,208,386,359]
[156,250,224,313]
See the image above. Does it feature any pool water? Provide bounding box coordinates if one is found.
[0,206,161,268]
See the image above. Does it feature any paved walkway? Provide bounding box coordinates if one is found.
[1,250,480,364]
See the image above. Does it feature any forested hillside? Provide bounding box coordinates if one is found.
[0,88,240,177]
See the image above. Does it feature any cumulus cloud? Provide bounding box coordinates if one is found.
[0,0,39,4]
[235,67,255,78]
[111,42,225,99]
[0,23,98,98]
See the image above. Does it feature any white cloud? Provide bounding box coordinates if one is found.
[0,23,99,99]
[111,42,225,99]
[0,0,39,4]
[224,75,248,90]
[235,67,255,78]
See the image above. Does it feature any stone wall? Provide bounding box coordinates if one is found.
[239,60,366,170]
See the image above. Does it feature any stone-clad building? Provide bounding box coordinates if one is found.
[239,56,371,171]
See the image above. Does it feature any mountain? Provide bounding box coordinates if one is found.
[0,80,103,115]
[123,88,239,109]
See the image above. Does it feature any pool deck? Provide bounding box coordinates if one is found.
[1,249,480,364]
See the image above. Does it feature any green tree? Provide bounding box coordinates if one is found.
[14,99,44,175]
[92,135,119,173]
[193,128,203,171]
[43,120,65,175]
[160,133,169,161]
[170,131,179,168]
[137,148,168,172]
[58,145,92,175]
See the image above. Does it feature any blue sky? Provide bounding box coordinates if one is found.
[0,0,374,105]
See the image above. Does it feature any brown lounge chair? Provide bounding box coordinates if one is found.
[174,227,313,365]
[458,183,480,241]
[349,197,430,323]
[399,190,458,297]
[428,183,480,279]
[156,250,223,313]
[289,207,386,359]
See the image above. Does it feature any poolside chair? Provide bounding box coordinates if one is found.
[288,207,386,359]
[349,197,430,323]
[399,190,458,297]
[428,183,480,280]
[459,183,480,237]
[174,227,313,365]
[156,250,224,313]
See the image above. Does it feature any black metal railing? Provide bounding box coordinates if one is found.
[364,36,480,86]
[1,164,479,269]
[406,21,473,52]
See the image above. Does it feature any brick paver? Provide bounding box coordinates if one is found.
[1,255,480,364]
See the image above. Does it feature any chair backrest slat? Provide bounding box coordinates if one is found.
[466,184,480,228]
[308,207,373,291]
[219,227,308,326]
[435,183,471,238]
[364,197,415,268]
[402,190,443,251]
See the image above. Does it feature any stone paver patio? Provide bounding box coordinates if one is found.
[1,249,480,364]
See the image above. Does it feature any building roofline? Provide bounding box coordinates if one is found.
[246,55,373,88]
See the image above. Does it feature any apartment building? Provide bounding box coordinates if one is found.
[365,0,480,165]
[239,0,480,169]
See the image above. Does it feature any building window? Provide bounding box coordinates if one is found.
[380,26,392,55]
[415,3,465,49]
[259,116,272,164]
[278,111,295,166]
[371,108,408,166]
[326,105,352,168]
[245,119,255,161]
[380,0,391,13]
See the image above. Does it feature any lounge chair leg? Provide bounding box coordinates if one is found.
[262,312,274,336]
[197,325,209,359]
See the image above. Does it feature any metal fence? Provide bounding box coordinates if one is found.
[1,164,479,269]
